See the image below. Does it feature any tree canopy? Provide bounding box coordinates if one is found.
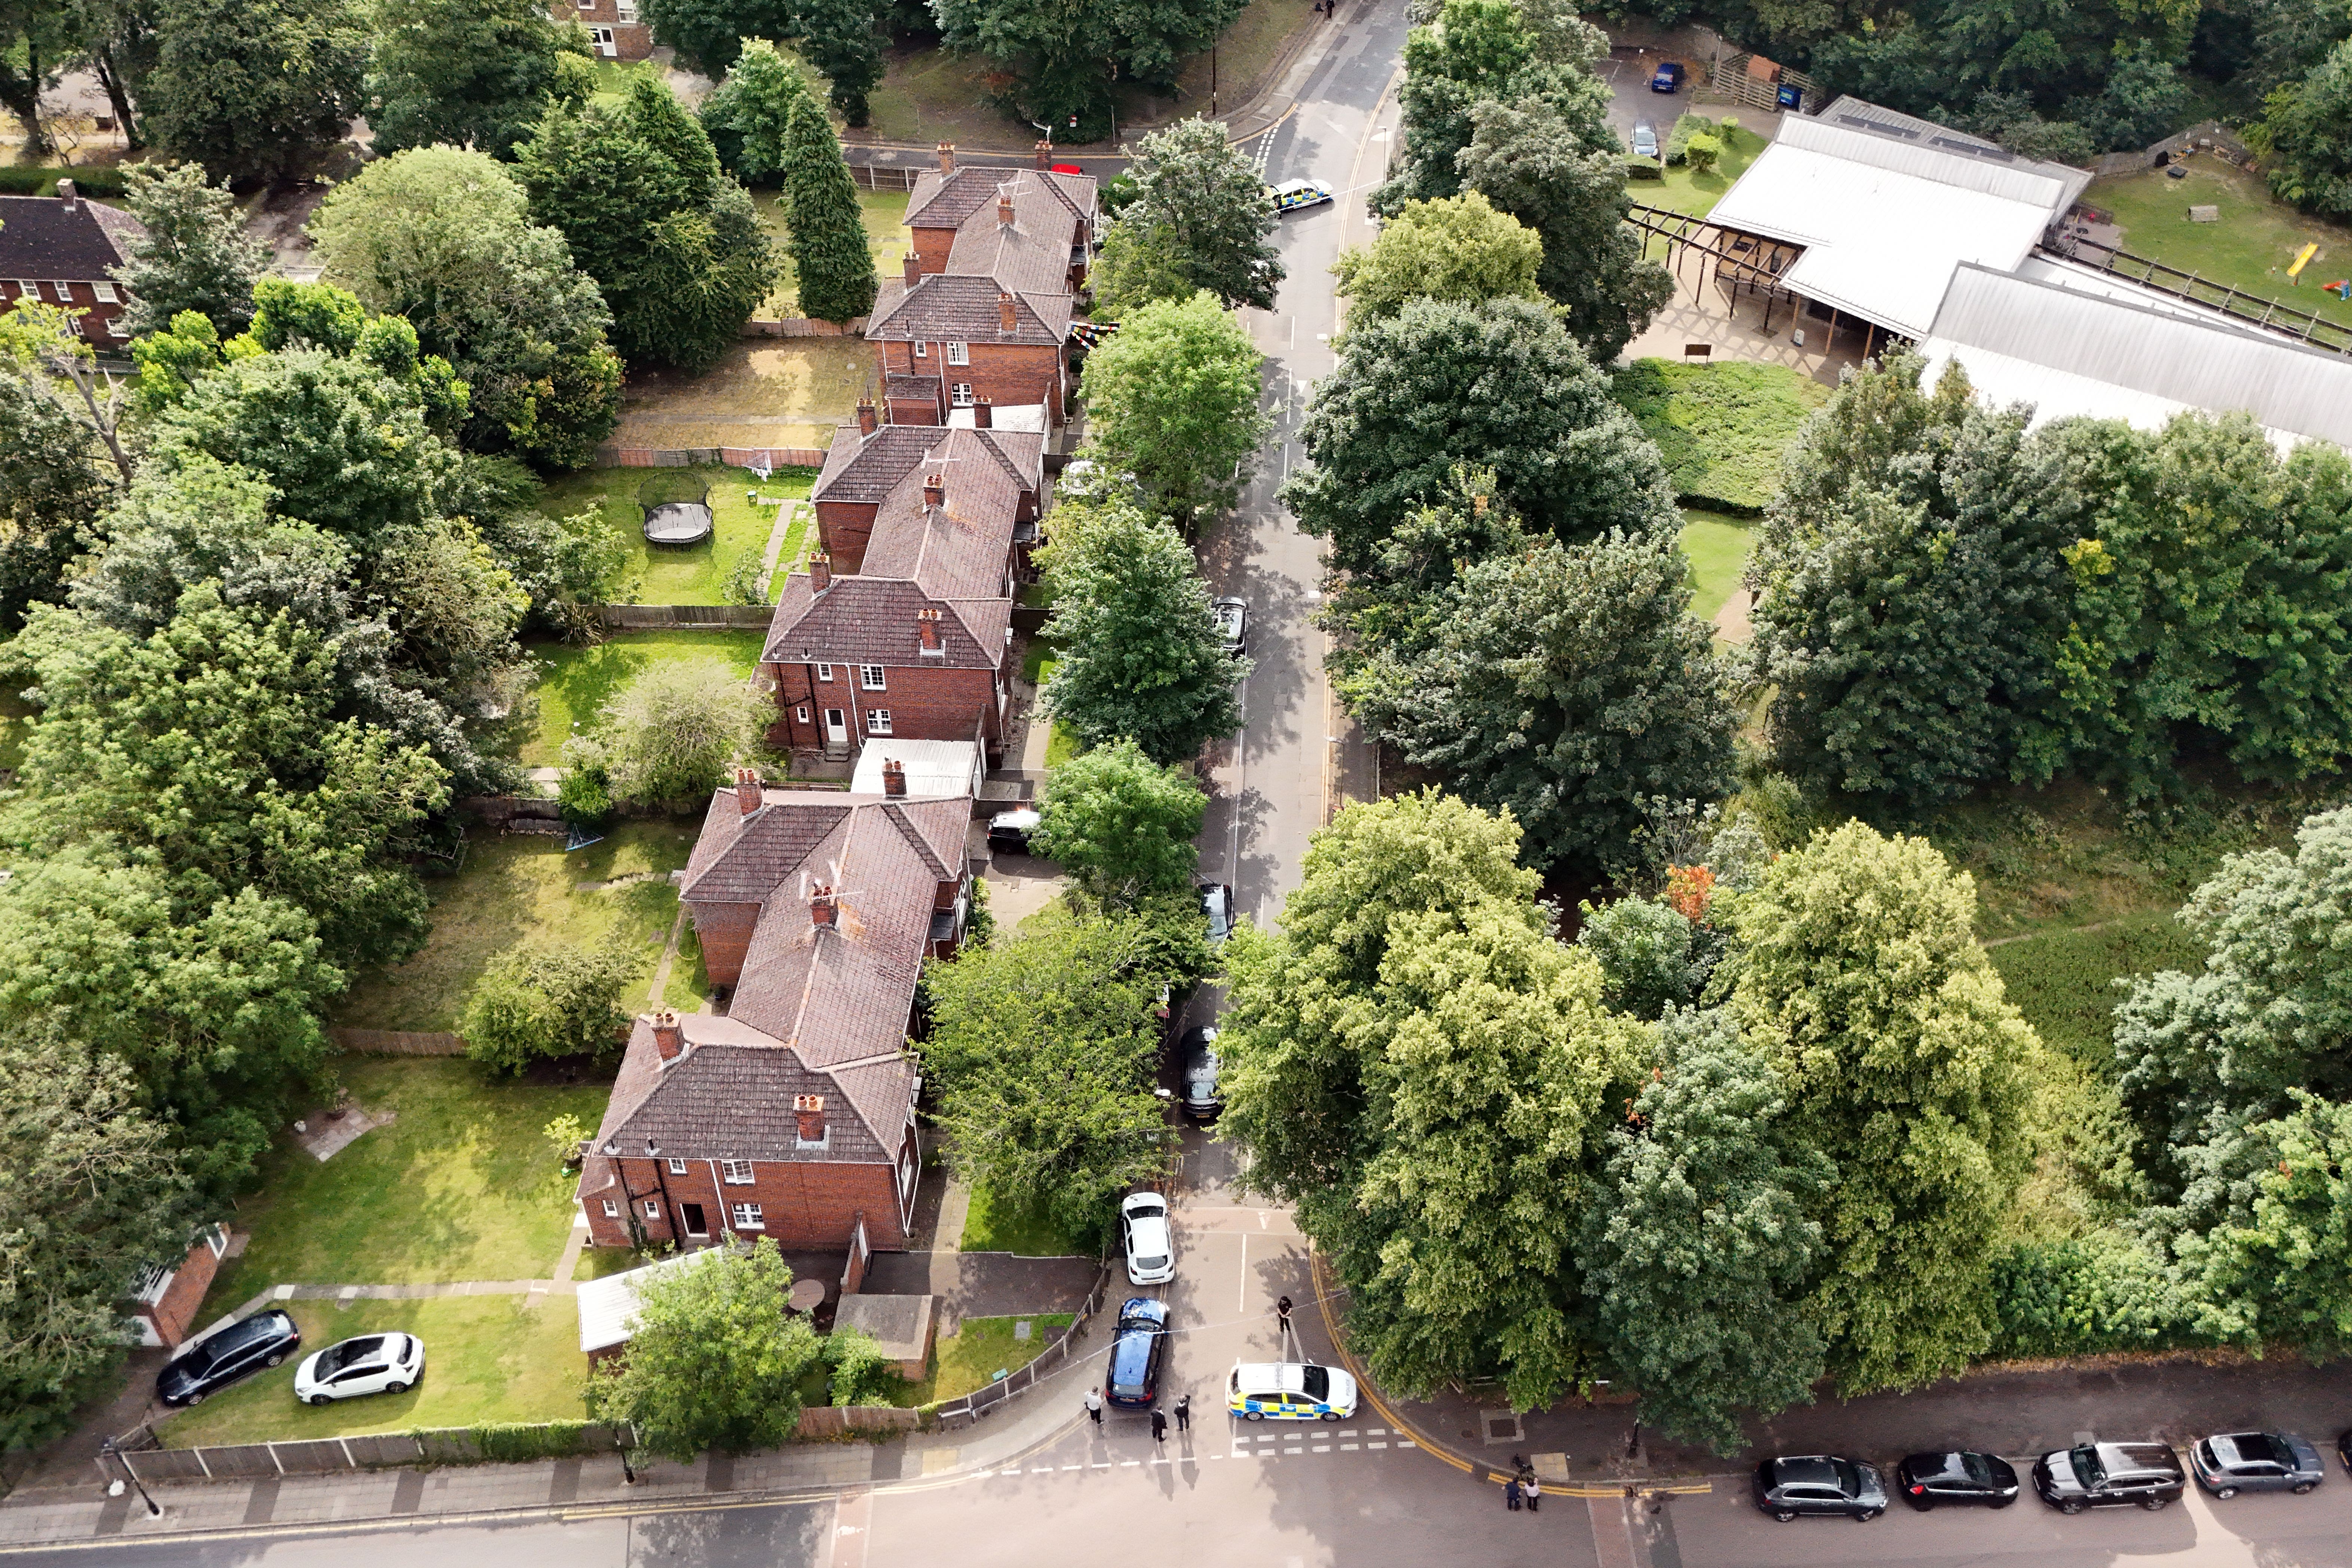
[1030,737,1206,906]
[365,0,574,159]
[934,0,1244,140]
[1078,291,1269,530]
[112,163,267,338]
[1331,191,1545,328]
[781,95,880,324]
[1093,118,1284,315]
[143,0,369,182]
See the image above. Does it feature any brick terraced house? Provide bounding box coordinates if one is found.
[0,181,145,343]
[547,0,652,59]
[576,771,973,1258]
[866,142,1097,428]
[763,424,1037,761]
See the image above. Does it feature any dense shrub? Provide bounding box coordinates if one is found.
[1662,112,1715,165]
[1987,1235,2205,1360]
[1610,359,1830,512]
[0,166,130,197]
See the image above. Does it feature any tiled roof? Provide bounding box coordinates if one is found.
[682,788,851,904]
[814,422,1043,507]
[858,430,1024,595]
[764,574,1008,670]
[0,196,144,281]
[944,176,1084,296]
[593,1022,902,1166]
[866,274,1071,347]
[907,166,1097,231]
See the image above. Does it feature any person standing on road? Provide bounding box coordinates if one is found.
[1086,1387,1103,1425]
[1276,1295,1294,1337]
[1503,1469,1521,1510]
[1174,1394,1191,1433]
[1152,1408,1168,1443]
[1522,1475,1541,1513]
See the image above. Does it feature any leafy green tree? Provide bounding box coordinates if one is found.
[1377,0,1613,211]
[934,0,1244,140]
[1348,528,1738,874]
[365,0,571,159]
[642,0,796,74]
[0,1030,200,1452]
[462,940,637,1073]
[699,37,818,181]
[1030,737,1206,905]
[1574,895,1703,1020]
[143,0,368,182]
[782,95,878,323]
[646,0,880,122]
[1079,291,1268,530]
[2065,40,2189,150]
[1086,221,1198,322]
[1578,1008,1833,1453]
[598,663,770,806]
[0,362,114,630]
[821,1327,905,1405]
[53,0,155,148]
[1095,118,1283,313]
[583,1237,824,1459]
[1457,96,1674,362]
[310,147,623,467]
[1331,191,1544,328]
[1284,297,1678,576]
[795,0,886,126]
[111,163,267,338]
[517,77,778,371]
[1038,491,1246,764]
[0,1,74,157]
[1729,821,2037,1393]
[921,904,1184,1248]
[2167,1090,2352,1353]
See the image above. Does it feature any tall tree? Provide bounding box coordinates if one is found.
[1094,117,1284,314]
[2165,1089,2352,1353]
[1077,290,1269,530]
[461,940,638,1074]
[1578,1008,1833,1454]
[142,0,368,182]
[0,358,114,630]
[364,0,573,160]
[111,163,268,338]
[1283,296,1678,575]
[590,662,771,807]
[0,1,71,157]
[796,0,884,126]
[698,36,818,181]
[1330,190,1545,329]
[1038,491,1247,764]
[934,0,1244,140]
[1030,737,1206,907]
[1376,0,1614,211]
[55,0,155,148]
[1729,821,2038,1393]
[640,0,795,75]
[781,95,878,324]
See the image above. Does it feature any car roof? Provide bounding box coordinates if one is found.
[1772,1457,1839,1485]
[1232,1361,1334,1393]
[990,808,1040,829]
[1122,1191,1166,1214]
[2107,1443,2181,1469]
[1272,178,1322,194]
[1117,1296,1168,1323]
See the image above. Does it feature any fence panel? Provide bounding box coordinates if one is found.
[849,164,920,192]
[270,1439,347,1473]
[590,445,829,470]
[593,605,775,630]
[121,1451,211,1483]
[197,1445,281,1479]
[330,1028,467,1057]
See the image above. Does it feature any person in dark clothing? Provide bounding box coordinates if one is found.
[1151,1409,1168,1443]
[1276,1295,1294,1334]
[1174,1394,1191,1432]
[1504,1471,1521,1510]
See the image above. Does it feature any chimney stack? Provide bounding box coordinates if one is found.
[735,766,763,816]
[915,607,942,654]
[1034,139,1052,171]
[882,758,907,796]
[651,1011,684,1062]
[793,1094,826,1143]
[997,185,1015,227]
[809,551,832,592]
[973,396,993,429]
[856,396,877,437]
[997,291,1016,333]
[55,178,77,212]
[902,252,922,288]
[936,141,955,174]
[922,472,945,509]
[810,883,837,930]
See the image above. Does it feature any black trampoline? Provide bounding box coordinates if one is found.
[640,471,713,546]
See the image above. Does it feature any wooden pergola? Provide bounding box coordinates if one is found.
[1623,202,1894,359]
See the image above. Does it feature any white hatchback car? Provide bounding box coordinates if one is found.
[293,1333,425,1405]
[1122,1192,1175,1286]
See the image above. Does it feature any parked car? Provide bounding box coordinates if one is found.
[1269,178,1333,214]
[1211,596,1248,656]
[2031,1442,2186,1512]
[1896,1450,2020,1509]
[987,807,1040,854]
[1122,1193,1175,1286]
[294,1333,425,1406]
[1630,121,1660,159]
[1199,883,1233,948]
[1228,1361,1358,1421]
[1180,1025,1223,1121]
[1104,1297,1169,1408]
[2190,1432,2325,1497]
[156,1310,301,1407]
[1752,1454,1888,1521]
[1650,61,1687,92]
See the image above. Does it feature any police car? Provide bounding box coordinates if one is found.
[1228,1360,1358,1421]
[1269,178,1334,214]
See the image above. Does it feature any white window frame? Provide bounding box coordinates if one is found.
[913,340,928,359]
[93,282,118,304]
[602,1199,619,1218]
[720,1159,754,1185]
[666,1157,688,1175]
[589,24,617,53]
[860,665,886,691]
[950,383,975,407]
[867,708,893,735]
[795,704,810,723]
[731,1203,765,1230]
[643,1198,662,1219]
[616,0,639,18]
[945,341,969,365]
[815,663,834,682]
[49,282,72,301]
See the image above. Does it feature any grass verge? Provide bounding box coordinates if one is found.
[1635,118,1769,218]
[539,463,813,607]
[895,1313,1075,1406]
[1988,912,2204,1072]
[749,190,911,318]
[1613,358,1828,511]
[514,629,770,767]
[2086,158,2352,335]
[1677,510,1753,625]
[158,1296,584,1446]
[959,1185,1084,1256]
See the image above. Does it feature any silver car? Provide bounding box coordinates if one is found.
[1630,121,1660,159]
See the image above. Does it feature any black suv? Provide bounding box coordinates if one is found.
[1896,1450,2020,1509]
[1752,1455,1888,1521]
[2031,1442,2186,1513]
[1179,1025,1222,1122]
[156,1310,301,1406]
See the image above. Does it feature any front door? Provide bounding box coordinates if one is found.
[681,1203,708,1238]
[824,708,848,748]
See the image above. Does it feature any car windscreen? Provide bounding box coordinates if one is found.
[325,1337,386,1374]
[1128,1200,1164,1218]
[2070,1447,2107,1488]
[1134,1255,1168,1270]
[1300,1365,1330,1400]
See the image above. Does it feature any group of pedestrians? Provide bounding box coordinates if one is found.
[1503,1455,1545,1513]
[1086,1387,1190,1442]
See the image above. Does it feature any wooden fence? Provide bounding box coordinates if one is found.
[329,1028,467,1057]
[794,1405,923,1439]
[927,1262,1113,1430]
[1705,52,1818,114]
[741,317,865,337]
[594,604,775,629]
[591,445,830,470]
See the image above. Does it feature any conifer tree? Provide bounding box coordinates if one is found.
[781,96,877,324]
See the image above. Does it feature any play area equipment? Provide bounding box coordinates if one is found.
[639,471,714,546]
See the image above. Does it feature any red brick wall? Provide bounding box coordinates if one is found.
[768,662,1004,756]
[815,500,881,572]
[581,1153,911,1252]
[910,227,956,275]
[686,900,761,986]
[548,0,653,57]
[879,338,1067,424]
[1,280,128,342]
[142,1236,222,1348]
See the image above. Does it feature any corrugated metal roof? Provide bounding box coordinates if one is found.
[1917,262,2352,449]
[1773,113,2081,209]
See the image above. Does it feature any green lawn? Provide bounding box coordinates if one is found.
[158,1296,585,1446]
[1677,510,1754,625]
[539,463,815,607]
[1988,912,2204,1072]
[1613,359,1828,511]
[1635,119,1769,218]
[751,190,911,319]
[200,1059,611,1309]
[959,1185,1084,1256]
[516,629,771,767]
[661,917,712,1013]
[1019,641,1079,767]
[2086,159,2352,335]
[893,1313,1074,1407]
[588,59,665,104]
[335,821,696,1031]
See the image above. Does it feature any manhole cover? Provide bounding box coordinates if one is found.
[1482,1411,1525,1445]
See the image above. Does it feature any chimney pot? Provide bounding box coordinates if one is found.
[997,291,1017,333]
[902,252,921,287]
[651,1011,684,1061]
[997,185,1015,227]
[916,607,942,654]
[882,758,907,796]
[55,178,77,211]
[793,1094,826,1143]
[735,766,763,816]
[923,472,945,509]
[810,552,832,592]
[1034,139,1052,171]
[856,397,877,437]
[810,883,837,930]
[936,141,955,174]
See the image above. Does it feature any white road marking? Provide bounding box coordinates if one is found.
[1313,1445,1331,1453]
[1368,1442,1387,1450]
[1341,1444,1358,1452]
[1399,1440,1417,1449]
[1238,1231,1248,1312]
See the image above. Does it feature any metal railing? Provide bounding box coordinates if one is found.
[99,1423,630,1484]
[926,1262,1112,1430]
[2037,232,2352,354]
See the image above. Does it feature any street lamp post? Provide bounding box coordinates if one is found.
[100,1437,162,1518]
